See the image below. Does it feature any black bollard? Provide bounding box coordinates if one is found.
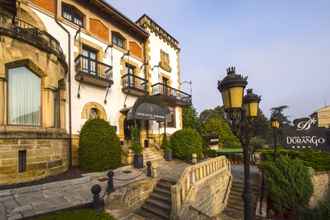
[107,170,114,193]
[146,161,152,177]
[91,184,104,212]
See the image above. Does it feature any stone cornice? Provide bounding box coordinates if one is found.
[137,14,180,51]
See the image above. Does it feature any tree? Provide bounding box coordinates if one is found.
[182,105,199,129]
[200,114,241,148]
[199,105,225,123]
[261,156,313,216]
[251,109,272,145]
[271,105,291,127]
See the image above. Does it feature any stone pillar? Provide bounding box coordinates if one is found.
[0,79,5,125]
[42,88,54,128]
[59,88,66,129]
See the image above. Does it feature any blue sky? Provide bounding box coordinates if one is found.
[108,0,330,119]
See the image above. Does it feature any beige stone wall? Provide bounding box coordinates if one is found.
[318,106,330,128]
[106,178,157,211]
[0,129,69,185]
[178,171,231,219]
[309,171,330,208]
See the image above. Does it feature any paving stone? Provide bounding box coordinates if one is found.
[7,213,21,220]
[0,191,12,197]
[13,185,43,194]
[0,203,6,220]
[2,199,18,214]
[21,209,35,218]
[0,196,12,203]
[14,192,44,206]
[11,204,33,214]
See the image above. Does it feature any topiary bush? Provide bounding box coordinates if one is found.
[79,119,121,172]
[130,127,142,155]
[169,128,203,161]
[261,156,313,215]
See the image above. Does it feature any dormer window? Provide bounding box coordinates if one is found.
[112,32,126,49]
[62,3,84,27]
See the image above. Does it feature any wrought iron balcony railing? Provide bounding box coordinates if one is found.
[74,55,113,88]
[0,13,67,71]
[152,83,192,106]
[121,74,148,96]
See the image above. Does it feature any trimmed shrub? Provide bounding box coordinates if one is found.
[79,119,121,172]
[261,156,313,215]
[130,127,142,154]
[169,128,203,160]
[259,148,330,171]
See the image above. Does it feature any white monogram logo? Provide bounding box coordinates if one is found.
[297,117,317,131]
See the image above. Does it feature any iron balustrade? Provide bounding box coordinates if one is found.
[152,83,192,104]
[122,74,148,92]
[75,54,112,81]
[0,13,67,70]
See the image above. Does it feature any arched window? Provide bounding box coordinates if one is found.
[62,3,84,27]
[8,67,41,126]
[89,108,99,119]
[112,31,126,49]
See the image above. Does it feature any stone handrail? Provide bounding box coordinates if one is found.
[171,156,231,218]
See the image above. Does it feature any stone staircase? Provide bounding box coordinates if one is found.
[136,179,174,220]
[223,178,260,219]
[143,147,164,164]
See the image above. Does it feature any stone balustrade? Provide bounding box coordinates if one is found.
[171,156,231,219]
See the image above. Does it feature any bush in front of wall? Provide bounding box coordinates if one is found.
[78,119,121,172]
[169,128,203,161]
[261,156,313,216]
[130,127,142,155]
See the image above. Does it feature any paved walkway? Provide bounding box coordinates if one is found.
[0,166,147,220]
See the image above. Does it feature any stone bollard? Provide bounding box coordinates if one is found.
[91,184,104,212]
[146,161,152,177]
[107,170,114,193]
[192,153,197,164]
[151,162,158,178]
[127,149,133,165]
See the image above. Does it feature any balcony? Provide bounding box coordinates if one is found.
[152,83,192,106]
[0,13,67,71]
[74,55,113,88]
[122,74,148,96]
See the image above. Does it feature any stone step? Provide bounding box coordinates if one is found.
[146,198,171,211]
[154,188,171,197]
[149,192,171,204]
[156,182,172,191]
[141,203,170,220]
[226,203,244,212]
[136,209,165,220]
[159,178,176,185]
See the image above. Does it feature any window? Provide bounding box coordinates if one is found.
[62,3,84,27]
[167,107,176,127]
[18,150,27,173]
[8,67,41,126]
[89,108,99,119]
[162,77,170,96]
[112,32,125,49]
[160,50,171,71]
[82,45,98,75]
[126,64,135,87]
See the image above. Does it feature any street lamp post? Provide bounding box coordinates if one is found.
[218,67,261,220]
[271,116,280,160]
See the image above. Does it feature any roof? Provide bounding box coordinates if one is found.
[136,14,180,50]
[82,0,149,41]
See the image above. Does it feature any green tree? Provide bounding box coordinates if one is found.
[261,156,313,215]
[182,105,199,129]
[169,128,204,160]
[270,105,291,127]
[200,115,240,148]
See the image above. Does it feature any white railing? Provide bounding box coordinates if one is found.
[171,156,231,217]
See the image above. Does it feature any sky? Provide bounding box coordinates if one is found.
[107,0,330,120]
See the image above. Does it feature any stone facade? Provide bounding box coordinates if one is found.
[0,5,68,185]
[0,129,69,185]
[309,171,330,208]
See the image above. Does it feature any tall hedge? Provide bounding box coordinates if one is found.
[79,119,121,172]
[169,128,203,160]
[261,156,313,215]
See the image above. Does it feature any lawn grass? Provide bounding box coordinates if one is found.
[33,209,116,220]
[216,148,243,153]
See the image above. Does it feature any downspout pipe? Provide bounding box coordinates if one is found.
[55,0,73,168]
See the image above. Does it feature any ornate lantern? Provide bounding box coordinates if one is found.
[243,89,261,118]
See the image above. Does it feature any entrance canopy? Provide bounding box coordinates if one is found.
[127,96,170,121]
